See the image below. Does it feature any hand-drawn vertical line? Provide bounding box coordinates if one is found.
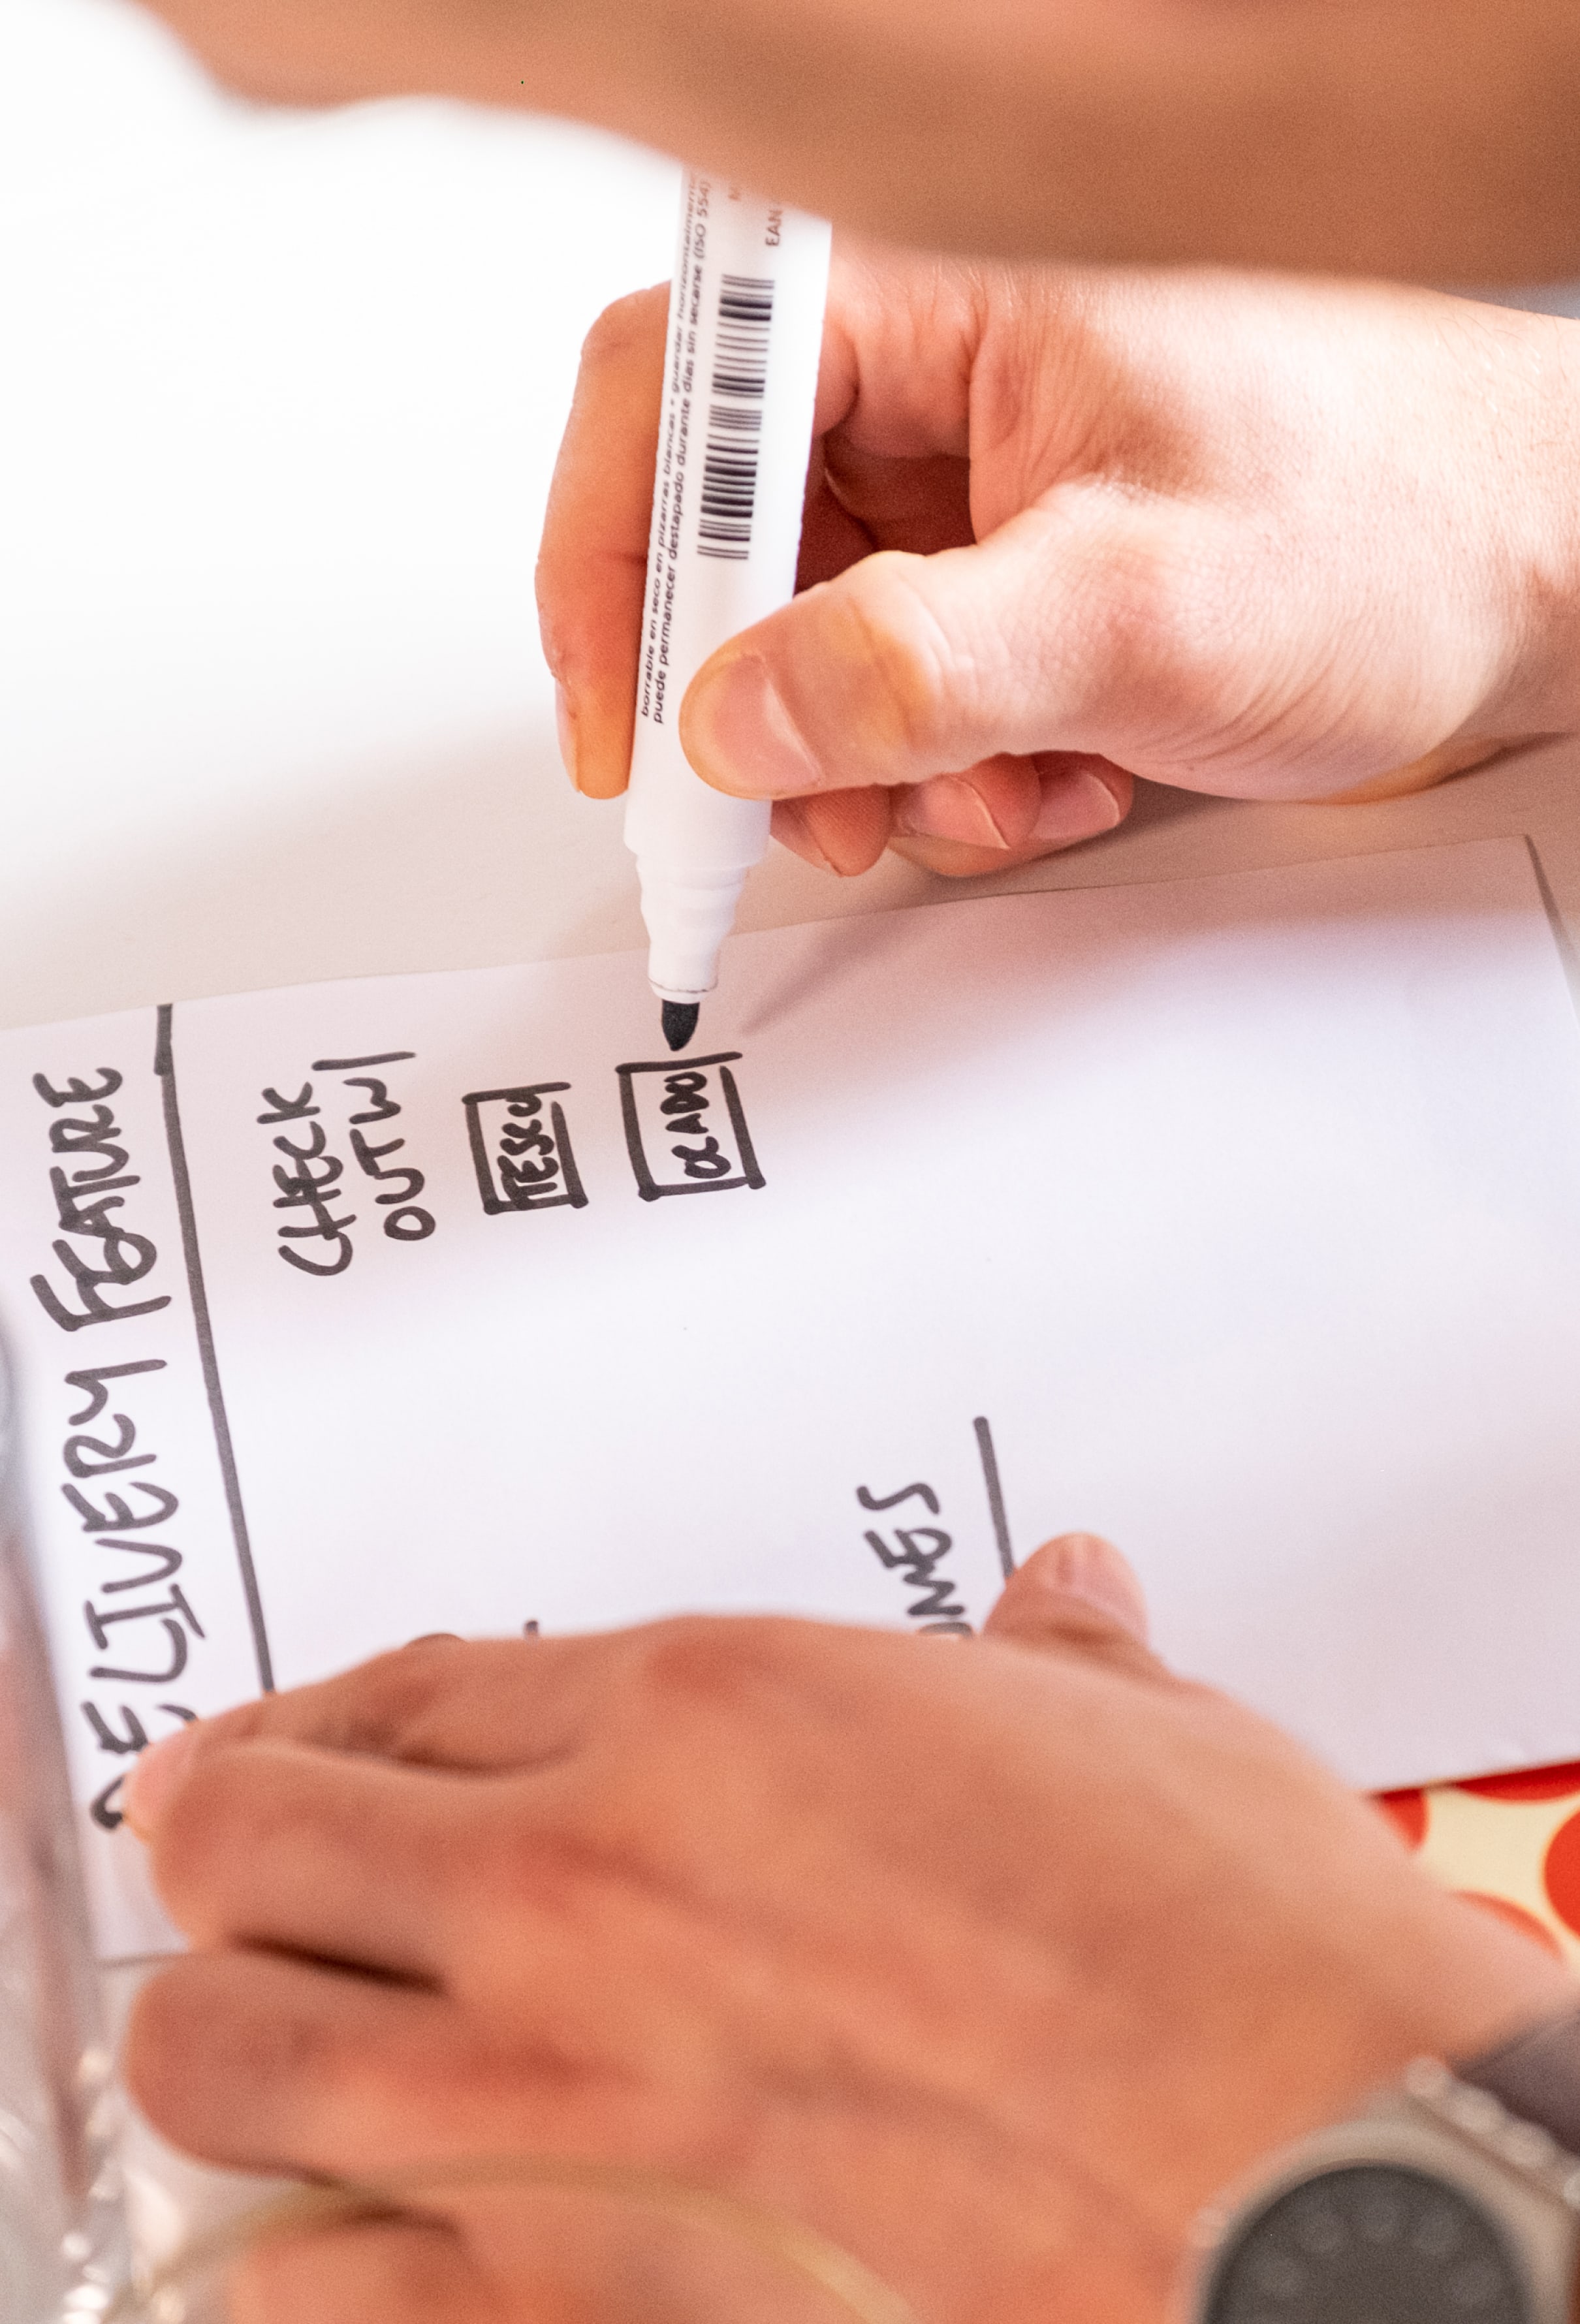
[154,1005,274,1693]
[615,1063,660,1202]
[548,1102,589,1210]
[973,1415,1015,1580]
[462,1090,501,1212]
[716,1065,765,1190]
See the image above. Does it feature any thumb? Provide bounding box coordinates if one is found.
[983,1532,1161,1674]
[678,505,1148,804]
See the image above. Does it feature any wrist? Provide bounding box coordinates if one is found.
[1143,1874,1575,2242]
[1184,2008,1580,2324]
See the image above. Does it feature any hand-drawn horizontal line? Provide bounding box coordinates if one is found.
[462,1082,570,1105]
[311,1052,416,1071]
[615,1052,742,1079]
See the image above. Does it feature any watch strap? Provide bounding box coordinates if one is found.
[1460,2005,1580,2160]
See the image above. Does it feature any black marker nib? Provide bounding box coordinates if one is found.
[661,999,700,1053]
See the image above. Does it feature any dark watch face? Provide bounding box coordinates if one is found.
[1201,2163,1533,2324]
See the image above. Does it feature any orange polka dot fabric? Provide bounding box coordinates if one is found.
[1376,1763,1580,1962]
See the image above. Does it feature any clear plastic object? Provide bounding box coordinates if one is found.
[0,1352,128,2321]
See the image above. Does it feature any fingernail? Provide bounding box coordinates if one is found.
[1030,768,1124,846]
[121,1722,199,1839]
[1040,1533,1148,1639]
[554,683,581,793]
[771,799,836,873]
[682,654,825,798]
[894,776,1011,848]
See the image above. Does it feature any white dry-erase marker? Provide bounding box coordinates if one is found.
[625,174,832,1052]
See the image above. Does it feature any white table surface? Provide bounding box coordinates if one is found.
[8,0,1580,2272]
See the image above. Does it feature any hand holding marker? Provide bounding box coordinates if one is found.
[625,177,832,1051]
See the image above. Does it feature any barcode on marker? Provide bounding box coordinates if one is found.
[697,274,774,561]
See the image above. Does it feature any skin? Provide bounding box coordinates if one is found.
[131,0,1580,283]
[539,250,1580,880]
[122,1535,1573,2324]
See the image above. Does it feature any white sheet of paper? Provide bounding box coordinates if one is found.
[4,833,1580,1958]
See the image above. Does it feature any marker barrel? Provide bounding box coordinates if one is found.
[625,177,832,1002]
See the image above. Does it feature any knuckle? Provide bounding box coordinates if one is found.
[362,1639,543,1767]
[465,1810,604,1944]
[630,1613,806,1716]
[279,1639,498,1762]
[327,1641,464,1740]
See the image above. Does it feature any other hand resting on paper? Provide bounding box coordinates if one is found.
[119,1537,1570,2324]
[539,254,1580,879]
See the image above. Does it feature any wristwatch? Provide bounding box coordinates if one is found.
[1184,2008,1580,2323]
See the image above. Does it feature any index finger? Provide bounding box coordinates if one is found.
[124,1635,613,1835]
[537,248,996,812]
[535,285,669,800]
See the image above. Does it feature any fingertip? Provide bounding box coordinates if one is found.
[887,831,1076,878]
[888,759,1131,877]
[771,799,836,872]
[887,832,1021,877]
[681,649,825,800]
[121,1719,201,1841]
[571,689,638,801]
[773,789,892,875]
[893,764,1040,850]
[1028,760,1130,845]
[984,1532,1151,1652]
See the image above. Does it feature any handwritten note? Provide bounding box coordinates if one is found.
[5,836,1580,1958]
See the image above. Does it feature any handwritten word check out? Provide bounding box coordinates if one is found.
[3,837,1580,1960]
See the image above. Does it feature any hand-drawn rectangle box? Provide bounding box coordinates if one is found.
[616,1052,765,1201]
[463,1084,587,1215]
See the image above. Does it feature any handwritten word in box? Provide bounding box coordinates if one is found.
[616,1052,765,1201]
[463,1084,587,1216]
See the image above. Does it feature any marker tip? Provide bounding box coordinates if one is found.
[661,1000,700,1053]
